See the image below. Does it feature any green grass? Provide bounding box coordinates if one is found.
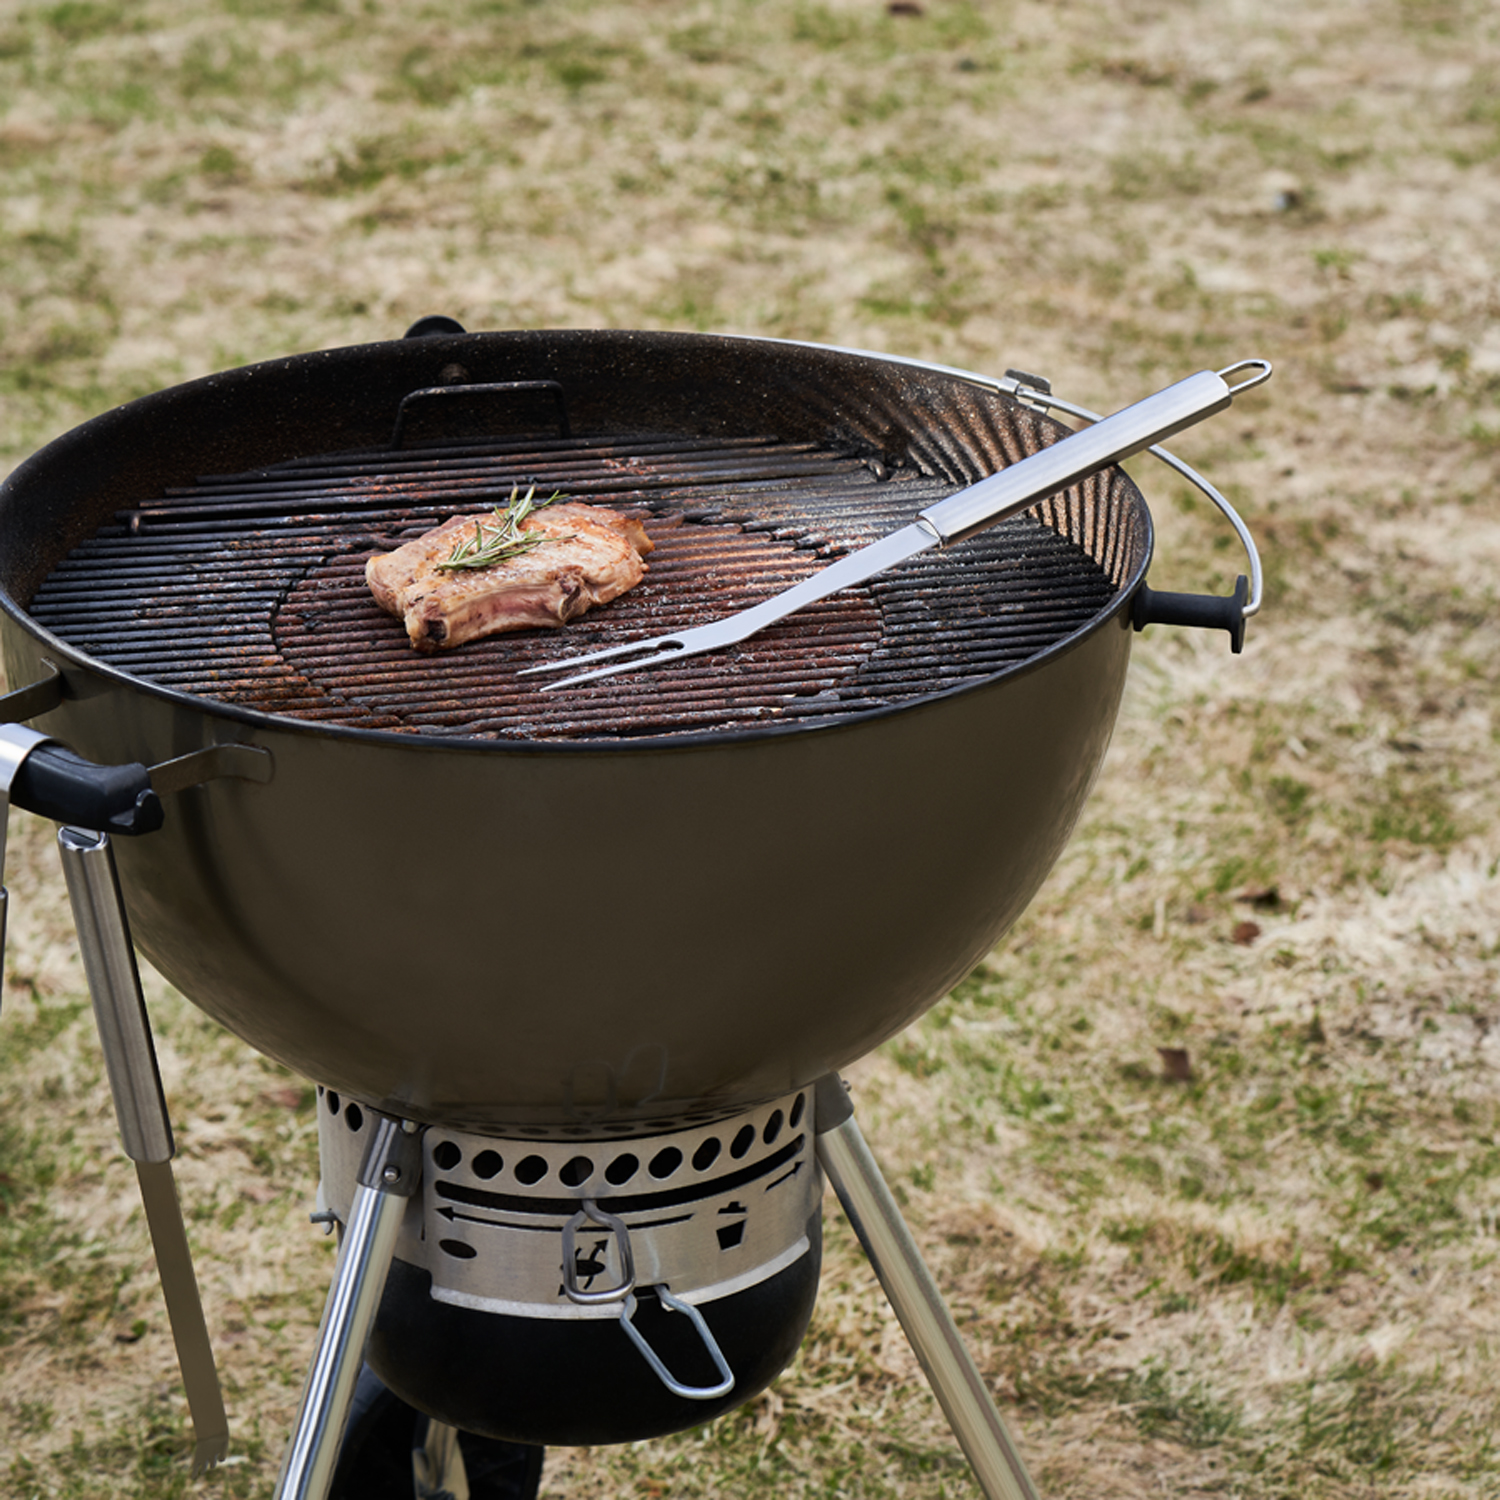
[5,0,1500,1493]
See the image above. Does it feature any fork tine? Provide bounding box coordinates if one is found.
[521,522,938,687]
[535,644,694,691]
[518,633,691,676]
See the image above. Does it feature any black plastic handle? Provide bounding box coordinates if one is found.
[1131,574,1250,654]
[9,744,164,835]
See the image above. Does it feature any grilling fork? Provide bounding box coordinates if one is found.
[521,359,1271,690]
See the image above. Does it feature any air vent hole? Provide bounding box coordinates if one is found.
[605,1154,639,1186]
[649,1147,683,1180]
[560,1156,594,1187]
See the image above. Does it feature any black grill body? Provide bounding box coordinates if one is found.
[0,331,1150,1128]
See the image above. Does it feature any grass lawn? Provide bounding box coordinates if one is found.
[3,0,1500,1495]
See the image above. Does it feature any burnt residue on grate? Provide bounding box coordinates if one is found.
[27,429,1126,741]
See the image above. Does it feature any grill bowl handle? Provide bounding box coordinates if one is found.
[1131,574,1250,653]
[9,745,163,836]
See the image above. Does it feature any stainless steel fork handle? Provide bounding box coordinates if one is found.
[1007,359,1269,620]
[916,363,1256,546]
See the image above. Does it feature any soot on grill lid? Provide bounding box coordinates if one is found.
[27,424,1141,743]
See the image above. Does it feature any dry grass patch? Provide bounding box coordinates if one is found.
[4,0,1500,1494]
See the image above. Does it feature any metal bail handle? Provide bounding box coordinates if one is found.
[618,1288,736,1402]
[561,1200,637,1305]
[1002,359,1270,653]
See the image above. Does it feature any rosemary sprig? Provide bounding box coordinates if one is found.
[436,484,569,571]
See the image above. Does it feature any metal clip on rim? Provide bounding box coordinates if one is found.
[1005,360,1269,653]
[618,1288,736,1401]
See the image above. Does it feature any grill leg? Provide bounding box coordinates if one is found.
[276,1115,423,1500]
[814,1075,1041,1500]
[57,826,230,1476]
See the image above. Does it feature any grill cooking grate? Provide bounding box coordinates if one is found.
[29,428,1128,741]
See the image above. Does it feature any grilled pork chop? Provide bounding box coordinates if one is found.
[367,502,654,652]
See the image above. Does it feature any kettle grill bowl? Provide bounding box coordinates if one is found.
[0,331,1149,1129]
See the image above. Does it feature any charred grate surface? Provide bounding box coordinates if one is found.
[29,429,1130,741]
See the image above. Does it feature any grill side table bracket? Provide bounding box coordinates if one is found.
[814,1074,1042,1500]
[276,1113,423,1500]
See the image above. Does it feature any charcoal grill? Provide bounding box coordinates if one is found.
[0,325,1265,1500]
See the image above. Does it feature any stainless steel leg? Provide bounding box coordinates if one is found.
[814,1075,1042,1500]
[276,1114,423,1500]
[57,825,230,1475]
[412,1417,471,1500]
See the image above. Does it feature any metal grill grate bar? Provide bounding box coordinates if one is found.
[30,430,1127,742]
